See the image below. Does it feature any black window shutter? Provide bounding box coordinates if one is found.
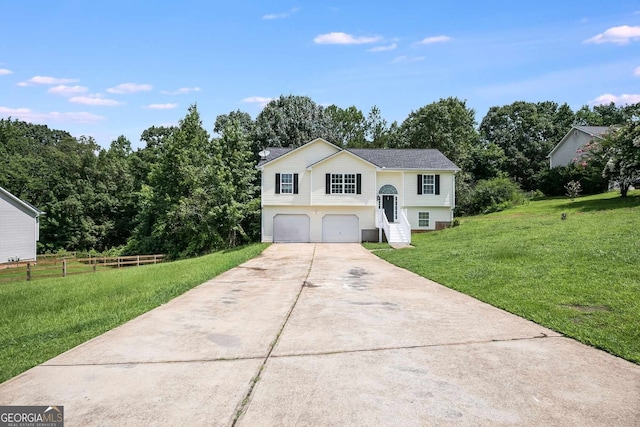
[435,174,440,195]
[275,173,281,194]
[356,174,362,194]
[325,174,331,194]
[417,174,423,195]
[293,173,299,194]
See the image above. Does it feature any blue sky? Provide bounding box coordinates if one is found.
[1,1,639,148]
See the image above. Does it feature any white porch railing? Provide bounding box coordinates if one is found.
[377,209,391,244]
[399,209,411,244]
[376,208,411,244]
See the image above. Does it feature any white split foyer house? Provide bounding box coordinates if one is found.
[258,138,460,244]
[548,125,610,169]
[0,186,43,263]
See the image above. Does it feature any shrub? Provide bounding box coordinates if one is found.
[565,180,582,200]
[537,163,608,197]
[458,177,525,216]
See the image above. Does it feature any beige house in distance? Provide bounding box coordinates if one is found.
[257,138,460,244]
[548,125,610,168]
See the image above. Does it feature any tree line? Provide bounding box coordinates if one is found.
[1,95,638,257]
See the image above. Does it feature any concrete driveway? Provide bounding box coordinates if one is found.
[1,244,639,426]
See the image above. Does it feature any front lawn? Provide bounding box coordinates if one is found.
[0,243,269,383]
[367,191,640,364]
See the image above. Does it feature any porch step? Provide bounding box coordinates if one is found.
[387,223,410,244]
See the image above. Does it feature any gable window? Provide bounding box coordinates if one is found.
[417,174,440,195]
[326,173,362,194]
[418,211,430,228]
[275,173,298,194]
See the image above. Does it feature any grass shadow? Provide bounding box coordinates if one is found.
[556,193,640,213]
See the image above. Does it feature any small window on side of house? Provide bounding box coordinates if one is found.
[418,211,430,228]
[423,174,435,195]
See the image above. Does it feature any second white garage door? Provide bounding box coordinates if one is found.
[273,214,310,243]
[322,214,359,243]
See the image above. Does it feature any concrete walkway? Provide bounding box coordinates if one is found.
[1,244,639,426]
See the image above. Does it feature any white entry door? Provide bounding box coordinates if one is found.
[322,214,359,243]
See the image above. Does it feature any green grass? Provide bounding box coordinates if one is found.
[369,191,640,364]
[0,243,269,383]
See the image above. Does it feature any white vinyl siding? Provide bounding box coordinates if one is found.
[0,193,39,262]
[406,207,452,230]
[550,131,595,168]
[404,172,453,207]
[262,140,339,206]
[312,152,376,206]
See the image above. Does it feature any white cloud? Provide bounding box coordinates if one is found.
[69,94,123,106]
[145,103,178,110]
[160,87,201,95]
[0,106,105,123]
[242,96,274,107]
[418,35,452,45]
[17,75,78,86]
[589,93,640,105]
[262,7,299,20]
[0,69,13,75]
[367,43,397,52]
[314,32,382,45]
[48,85,89,96]
[634,66,640,76]
[584,25,640,45]
[106,83,153,94]
[391,56,425,64]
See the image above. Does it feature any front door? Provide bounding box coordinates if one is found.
[382,195,395,222]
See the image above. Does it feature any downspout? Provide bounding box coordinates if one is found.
[452,171,457,221]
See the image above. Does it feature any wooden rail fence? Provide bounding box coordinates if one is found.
[0,254,165,284]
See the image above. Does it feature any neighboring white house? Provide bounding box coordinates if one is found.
[0,186,43,263]
[257,138,460,244]
[548,125,610,168]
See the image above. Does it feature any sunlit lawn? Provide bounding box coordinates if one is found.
[0,243,269,383]
[366,191,640,364]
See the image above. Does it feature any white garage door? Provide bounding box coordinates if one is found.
[322,214,359,243]
[273,214,310,243]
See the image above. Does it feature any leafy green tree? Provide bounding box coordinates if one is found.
[214,110,254,137]
[210,119,259,247]
[396,97,479,171]
[254,95,337,148]
[574,103,630,126]
[91,136,138,250]
[325,105,367,147]
[129,105,213,256]
[479,101,572,191]
[366,106,398,148]
[128,104,260,257]
[596,106,640,197]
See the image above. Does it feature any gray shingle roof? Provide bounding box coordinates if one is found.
[348,148,460,170]
[257,145,460,170]
[574,126,610,137]
[257,147,294,167]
